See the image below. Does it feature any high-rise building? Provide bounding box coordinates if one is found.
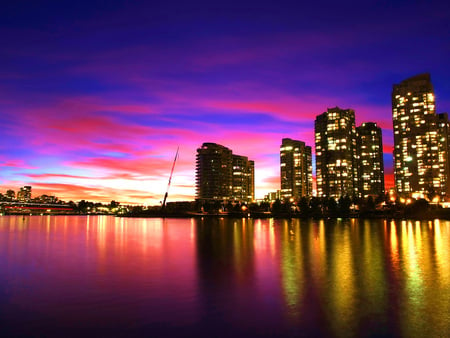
[315,107,358,199]
[356,122,385,199]
[195,143,255,202]
[232,155,255,202]
[437,113,450,198]
[392,73,448,199]
[196,143,233,201]
[280,138,312,200]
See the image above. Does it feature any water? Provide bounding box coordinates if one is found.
[0,216,449,337]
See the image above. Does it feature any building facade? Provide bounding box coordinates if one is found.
[392,74,449,199]
[356,122,385,199]
[437,113,450,198]
[195,143,255,202]
[280,138,312,200]
[315,107,358,199]
[196,143,233,201]
[232,155,255,202]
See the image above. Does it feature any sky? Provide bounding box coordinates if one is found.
[1,0,450,204]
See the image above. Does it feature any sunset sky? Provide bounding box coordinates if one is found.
[1,0,449,204]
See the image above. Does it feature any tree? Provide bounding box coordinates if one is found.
[338,195,351,217]
[309,197,322,217]
[298,197,310,217]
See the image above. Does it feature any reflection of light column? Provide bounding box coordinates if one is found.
[310,220,326,288]
[97,216,107,253]
[328,221,356,337]
[232,218,253,281]
[432,219,450,335]
[434,220,450,285]
[361,219,386,316]
[269,219,275,256]
[390,221,400,272]
[280,220,304,319]
[401,220,425,337]
[253,218,281,314]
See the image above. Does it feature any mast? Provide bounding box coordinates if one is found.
[162,147,179,210]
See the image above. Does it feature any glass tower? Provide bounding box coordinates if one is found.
[315,107,358,199]
[196,143,255,202]
[356,122,385,199]
[392,74,447,199]
[280,138,312,200]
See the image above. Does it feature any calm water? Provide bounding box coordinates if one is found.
[1,216,449,337]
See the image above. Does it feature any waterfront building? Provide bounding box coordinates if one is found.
[280,138,312,200]
[232,155,255,202]
[315,107,358,198]
[356,122,385,199]
[195,143,255,202]
[437,113,450,198]
[392,74,449,199]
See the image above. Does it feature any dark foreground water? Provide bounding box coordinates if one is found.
[0,216,449,337]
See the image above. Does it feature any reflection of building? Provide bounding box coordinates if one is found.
[232,155,255,202]
[315,107,358,198]
[17,186,32,202]
[392,74,449,199]
[196,143,255,202]
[356,123,385,199]
[280,138,312,200]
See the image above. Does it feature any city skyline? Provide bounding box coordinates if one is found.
[1,1,449,204]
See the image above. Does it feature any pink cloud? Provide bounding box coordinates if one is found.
[30,182,155,203]
[69,155,185,178]
[25,173,90,180]
[0,160,38,169]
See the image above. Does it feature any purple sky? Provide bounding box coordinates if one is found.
[1,0,449,204]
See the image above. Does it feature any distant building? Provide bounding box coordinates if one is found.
[356,122,385,199]
[264,190,281,202]
[195,143,255,202]
[280,138,312,200]
[17,186,32,202]
[232,155,255,202]
[392,74,449,199]
[36,195,58,204]
[315,107,358,199]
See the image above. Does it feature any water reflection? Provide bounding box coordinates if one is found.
[1,216,450,337]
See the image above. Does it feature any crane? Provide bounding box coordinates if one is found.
[161,147,179,210]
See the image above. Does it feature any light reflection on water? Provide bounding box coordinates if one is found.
[1,216,450,337]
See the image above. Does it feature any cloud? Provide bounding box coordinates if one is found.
[25,173,90,180]
[30,182,159,204]
[0,160,38,169]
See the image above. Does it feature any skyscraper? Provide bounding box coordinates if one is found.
[196,143,255,202]
[280,138,312,200]
[232,155,255,202]
[392,74,448,199]
[356,122,385,199]
[196,143,233,201]
[437,113,450,198]
[315,107,358,199]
